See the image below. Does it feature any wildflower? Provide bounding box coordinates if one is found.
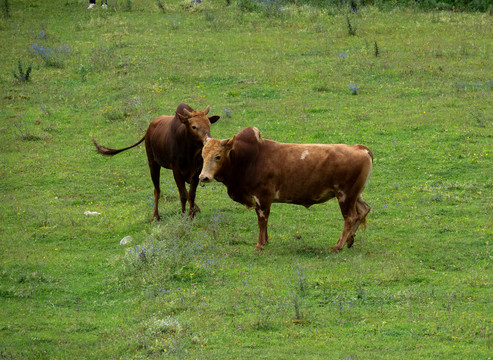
[349,83,358,95]
[338,52,348,60]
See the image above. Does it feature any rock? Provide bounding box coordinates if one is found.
[120,236,133,245]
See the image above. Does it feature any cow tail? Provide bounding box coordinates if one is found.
[92,135,145,156]
[362,145,373,163]
[368,149,374,163]
[362,145,373,232]
[361,216,368,231]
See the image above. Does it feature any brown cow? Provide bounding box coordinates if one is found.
[199,127,373,252]
[93,103,220,220]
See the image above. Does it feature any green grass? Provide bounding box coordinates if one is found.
[1,0,492,358]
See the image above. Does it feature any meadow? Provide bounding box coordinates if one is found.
[0,0,492,358]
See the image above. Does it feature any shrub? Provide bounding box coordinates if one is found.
[12,60,32,82]
[346,14,356,36]
[2,0,10,18]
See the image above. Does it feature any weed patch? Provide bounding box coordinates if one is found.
[31,44,71,68]
[120,216,215,286]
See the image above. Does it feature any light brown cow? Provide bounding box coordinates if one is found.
[93,104,220,220]
[199,127,373,252]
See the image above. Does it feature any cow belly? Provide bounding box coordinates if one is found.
[274,187,336,207]
[157,160,172,169]
[268,154,358,206]
[310,190,336,204]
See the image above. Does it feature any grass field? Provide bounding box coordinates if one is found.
[1,0,492,358]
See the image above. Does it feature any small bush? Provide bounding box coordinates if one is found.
[12,60,32,82]
[78,64,88,82]
[346,14,356,36]
[2,0,10,18]
[156,0,166,12]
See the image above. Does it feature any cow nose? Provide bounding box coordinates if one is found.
[199,174,210,183]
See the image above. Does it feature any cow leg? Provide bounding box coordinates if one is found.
[187,175,201,218]
[149,161,161,221]
[172,170,188,215]
[255,203,271,250]
[330,197,358,252]
[347,196,371,248]
[356,196,371,229]
[346,235,355,249]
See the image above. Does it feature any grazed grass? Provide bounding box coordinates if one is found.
[0,1,492,358]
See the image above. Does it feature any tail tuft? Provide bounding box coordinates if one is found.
[92,138,119,156]
[92,135,145,156]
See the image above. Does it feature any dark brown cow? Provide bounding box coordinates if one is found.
[199,127,373,252]
[93,103,220,220]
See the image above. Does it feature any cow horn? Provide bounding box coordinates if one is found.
[203,106,210,115]
[183,108,193,117]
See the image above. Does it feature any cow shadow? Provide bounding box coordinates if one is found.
[284,234,329,258]
[280,233,369,258]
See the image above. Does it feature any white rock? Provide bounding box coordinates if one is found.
[84,211,101,216]
[120,236,133,245]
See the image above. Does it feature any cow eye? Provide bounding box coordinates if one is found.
[215,155,221,161]
[192,125,198,130]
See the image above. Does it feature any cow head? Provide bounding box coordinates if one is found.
[176,106,220,145]
[199,137,234,183]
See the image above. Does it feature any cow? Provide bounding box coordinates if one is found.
[92,103,220,220]
[199,127,373,252]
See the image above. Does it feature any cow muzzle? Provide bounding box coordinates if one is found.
[199,173,212,184]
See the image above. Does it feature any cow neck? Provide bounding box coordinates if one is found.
[170,116,201,150]
[218,148,244,185]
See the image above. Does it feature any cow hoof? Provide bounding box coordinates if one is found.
[329,246,342,253]
[189,204,201,218]
[255,244,264,251]
[347,236,355,248]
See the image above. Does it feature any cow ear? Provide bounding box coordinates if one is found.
[176,112,188,124]
[226,136,236,155]
[183,108,193,118]
[208,115,220,124]
[226,135,236,150]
